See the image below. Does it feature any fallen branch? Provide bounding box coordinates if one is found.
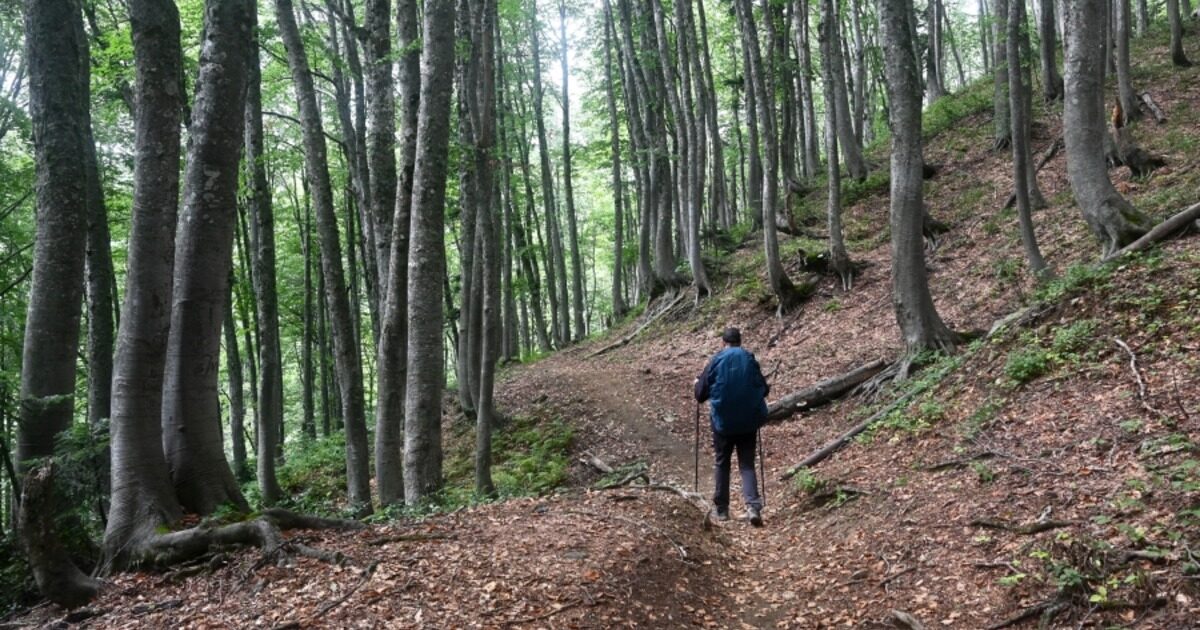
[781,390,919,480]
[365,532,455,546]
[1138,92,1167,124]
[969,518,1075,535]
[1113,337,1163,417]
[589,291,688,358]
[879,566,918,588]
[923,451,999,472]
[502,598,583,626]
[1105,201,1200,261]
[765,360,888,422]
[984,599,1065,630]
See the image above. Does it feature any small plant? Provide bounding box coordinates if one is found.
[1049,319,1097,356]
[793,468,826,495]
[970,460,996,483]
[823,298,842,313]
[1004,346,1053,383]
[1119,419,1143,434]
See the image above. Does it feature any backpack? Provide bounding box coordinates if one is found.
[709,348,768,435]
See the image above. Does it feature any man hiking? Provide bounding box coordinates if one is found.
[694,327,770,527]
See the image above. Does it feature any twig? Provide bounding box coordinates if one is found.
[366,532,455,546]
[270,561,378,630]
[1113,337,1164,416]
[879,566,917,588]
[502,598,583,626]
[984,599,1064,630]
[589,291,688,357]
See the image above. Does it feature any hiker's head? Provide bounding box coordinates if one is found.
[721,327,742,347]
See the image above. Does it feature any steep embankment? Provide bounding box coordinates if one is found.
[496,35,1200,628]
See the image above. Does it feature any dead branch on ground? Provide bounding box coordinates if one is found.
[889,609,927,630]
[781,389,919,480]
[765,360,887,422]
[589,291,688,358]
[1105,201,1200,261]
[1138,92,1167,124]
[1113,337,1165,417]
[969,518,1076,535]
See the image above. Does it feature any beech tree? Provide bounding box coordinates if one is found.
[876,0,959,365]
[1063,0,1153,256]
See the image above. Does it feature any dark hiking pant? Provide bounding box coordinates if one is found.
[712,430,761,511]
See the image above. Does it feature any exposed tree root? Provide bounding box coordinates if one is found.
[765,359,887,422]
[889,609,927,629]
[589,290,689,357]
[1104,201,1200,262]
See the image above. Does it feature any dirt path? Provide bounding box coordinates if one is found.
[499,353,795,628]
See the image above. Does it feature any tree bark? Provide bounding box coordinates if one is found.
[991,0,1012,149]
[1063,0,1153,257]
[276,0,372,514]
[17,0,99,604]
[103,0,185,566]
[222,293,249,481]
[559,0,587,339]
[795,0,821,180]
[1008,0,1051,279]
[1167,0,1191,66]
[245,14,283,504]
[737,0,801,312]
[876,0,959,360]
[83,127,115,428]
[602,1,627,318]
[1114,0,1140,122]
[404,0,457,505]
[1038,0,1064,101]
[160,0,253,516]
[821,0,854,289]
[365,0,396,301]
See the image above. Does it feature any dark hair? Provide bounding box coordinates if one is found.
[721,327,742,345]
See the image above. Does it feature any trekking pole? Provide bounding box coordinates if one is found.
[693,401,701,492]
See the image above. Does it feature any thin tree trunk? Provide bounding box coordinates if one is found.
[1114,0,1140,120]
[821,0,854,288]
[826,0,868,179]
[992,0,1012,149]
[1008,0,1051,278]
[83,128,115,428]
[1135,0,1148,36]
[1039,0,1065,101]
[559,0,587,339]
[245,14,283,503]
[796,0,821,180]
[403,0,457,505]
[223,294,249,482]
[603,0,627,318]
[275,0,372,514]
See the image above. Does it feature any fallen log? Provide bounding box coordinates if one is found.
[1104,201,1200,261]
[589,290,688,358]
[969,518,1075,535]
[781,389,919,480]
[765,360,887,422]
[1139,91,1167,124]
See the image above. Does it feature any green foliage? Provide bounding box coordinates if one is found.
[840,170,890,207]
[276,432,353,517]
[922,78,993,141]
[490,416,573,497]
[0,534,35,615]
[1004,346,1053,384]
[970,460,995,483]
[1004,320,1099,385]
[1033,262,1114,304]
[792,468,826,495]
[50,420,109,548]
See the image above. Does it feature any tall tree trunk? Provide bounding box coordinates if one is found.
[275,0,372,515]
[926,0,948,101]
[978,0,992,73]
[991,0,1012,149]
[1063,0,1153,256]
[1008,0,1051,278]
[1114,0,1139,122]
[795,0,821,180]
[821,0,854,288]
[161,0,253,516]
[17,0,100,604]
[404,0,457,505]
[876,0,959,361]
[1039,0,1064,101]
[602,1,628,318]
[104,0,185,566]
[560,0,587,339]
[1135,0,1148,36]
[372,0,418,507]
[296,186,317,440]
[738,0,801,311]
[365,0,396,300]
[696,0,729,230]
[245,15,283,504]
[739,26,764,229]
[827,0,868,180]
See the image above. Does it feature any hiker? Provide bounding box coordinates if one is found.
[694,327,770,526]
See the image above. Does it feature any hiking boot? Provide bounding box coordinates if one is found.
[712,507,730,521]
[746,506,763,527]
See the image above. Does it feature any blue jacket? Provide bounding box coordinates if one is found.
[695,347,770,436]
